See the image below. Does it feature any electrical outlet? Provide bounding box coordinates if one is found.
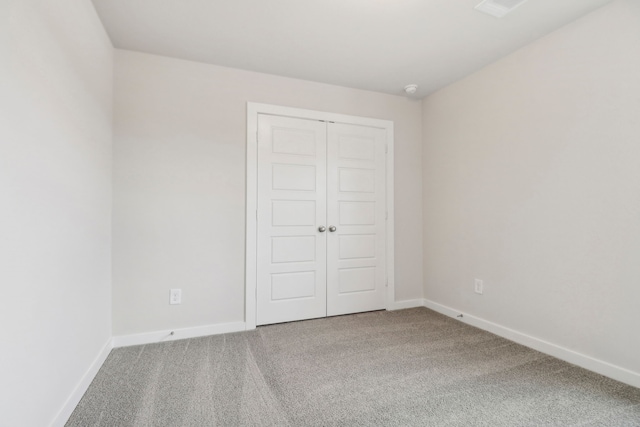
[170,289,182,305]
[474,279,483,295]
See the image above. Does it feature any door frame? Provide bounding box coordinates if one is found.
[245,102,395,330]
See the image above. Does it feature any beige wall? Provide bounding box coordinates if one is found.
[0,1,113,425]
[113,50,423,335]
[422,0,640,375]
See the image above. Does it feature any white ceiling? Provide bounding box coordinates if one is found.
[91,0,612,98]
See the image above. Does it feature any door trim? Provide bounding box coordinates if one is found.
[245,102,395,330]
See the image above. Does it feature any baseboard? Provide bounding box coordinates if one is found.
[388,298,426,310]
[422,299,640,389]
[112,321,247,348]
[51,338,113,427]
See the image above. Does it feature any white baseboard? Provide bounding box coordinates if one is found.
[51,338,113,427]
[112,321,247,348]
[422,299,640,389]
[388,298,426,310]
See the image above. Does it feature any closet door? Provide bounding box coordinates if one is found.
[326,123,387,316]
[256,115,327,325]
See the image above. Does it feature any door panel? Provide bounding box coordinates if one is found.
[338,168,376,193]
[338,267,376,293]
[256,115,327,325]
[338,234,376,259]
[271,236,316,263]
[338,201,376,225]
[326,123,386,316]
[272,164,317,191]
[271,271,316,300]
[271,200,316,226]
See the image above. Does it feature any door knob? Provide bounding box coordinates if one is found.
[328,226,337,232]
[318,226,326,232]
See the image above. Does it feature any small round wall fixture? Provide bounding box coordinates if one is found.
[404,84,418,95]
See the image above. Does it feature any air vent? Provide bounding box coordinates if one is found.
[475,0,529,18]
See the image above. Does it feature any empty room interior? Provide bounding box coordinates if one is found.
[2,0,640,425]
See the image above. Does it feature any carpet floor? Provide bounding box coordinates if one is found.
[67,308,640,426]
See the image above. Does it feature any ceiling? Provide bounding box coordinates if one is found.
[91,0,612,98]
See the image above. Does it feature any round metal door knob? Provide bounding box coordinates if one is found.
[318,226,326,232]
[328,226,337,232]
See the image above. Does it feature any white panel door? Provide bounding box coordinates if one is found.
[256,114,327,325]
[326,123,387,316]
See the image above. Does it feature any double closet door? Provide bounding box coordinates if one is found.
[256,114,387,326]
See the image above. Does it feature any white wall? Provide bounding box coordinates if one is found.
[0,1,113,426]
[422,0,640,376]
[112,50,423,336]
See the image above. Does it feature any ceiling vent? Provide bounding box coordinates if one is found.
[475,0,529,18]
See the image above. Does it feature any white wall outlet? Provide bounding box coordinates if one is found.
[170,288,182,305]
[474,279,483,295]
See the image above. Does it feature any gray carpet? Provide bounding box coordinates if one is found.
[67,308,640,426]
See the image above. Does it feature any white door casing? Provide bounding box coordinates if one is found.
[246,103,395,329]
